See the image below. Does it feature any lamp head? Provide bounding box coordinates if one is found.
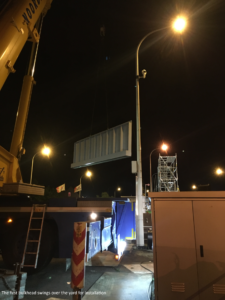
[161,144,168,151]
[86,171,92,177]
[216,168,223,175]
[41,146,51,157]
[172,16,187,33]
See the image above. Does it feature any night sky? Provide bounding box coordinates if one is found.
[1,0,225,197]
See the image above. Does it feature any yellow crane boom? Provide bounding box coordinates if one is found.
[0,0,52,194]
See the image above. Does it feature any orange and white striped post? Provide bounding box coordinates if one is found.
[71,222,87,300]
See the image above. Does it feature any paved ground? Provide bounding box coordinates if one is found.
[0,246,154,300]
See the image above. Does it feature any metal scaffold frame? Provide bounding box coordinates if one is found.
[158,154,179,192]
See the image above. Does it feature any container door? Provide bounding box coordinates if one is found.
[154,200,199,300]
[193,201,225,300]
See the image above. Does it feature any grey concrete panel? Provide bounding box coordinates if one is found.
[71,121,132,169]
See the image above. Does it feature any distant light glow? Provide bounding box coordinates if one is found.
[86,171,92,177]
[173,16,187,33]
[117,187,121,191]
[90,212,97,220]
[216,168,223,175]
[192,185,197,190]
[115,254,119,260]
[7,218,13,223]
[161,144,168,151]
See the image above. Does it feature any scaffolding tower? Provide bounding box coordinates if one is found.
[158,154,179,192]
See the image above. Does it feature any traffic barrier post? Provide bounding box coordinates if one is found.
[71,222,87,300]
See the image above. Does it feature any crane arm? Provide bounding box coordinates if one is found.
[0,0,52,193]
[0,0,52,90]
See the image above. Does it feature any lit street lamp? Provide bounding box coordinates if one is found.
[135,16,186,246]
[149,144,168,192]
[192,185,197,190]
[135,27,168,247]
[145,183,150,198]
[79,170,92,198]
[30,146,51,184]
[173,16,187,33]
[114,187,121,197]
[216,168,223,175]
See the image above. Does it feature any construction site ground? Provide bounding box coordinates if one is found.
[0,243,154,300]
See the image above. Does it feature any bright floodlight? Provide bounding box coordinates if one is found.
[216,168,223,175]
[161,144,168,151]
[42,146,51,156]
[120,240,127,252]
[86,171,92,177]
[173,17,186,33]
[192,185,197,190]
[90,212,97,220]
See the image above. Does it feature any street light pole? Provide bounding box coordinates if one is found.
[150,144,168,192]
[145,183,150,198]
[79,171,92,198]
[149,148,160,192]
[135,17,186,244]
[79,176,82,198]
[30,146,51,185]
[114,187,121,197]
[135,27,168,246]
[30,152,38,184]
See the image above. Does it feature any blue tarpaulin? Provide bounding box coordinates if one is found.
[116,202,136,240]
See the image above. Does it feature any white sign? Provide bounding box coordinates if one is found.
[74,184,82,193]
[56,184,65,193]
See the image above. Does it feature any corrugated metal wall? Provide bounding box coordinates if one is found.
[71,121,132,169]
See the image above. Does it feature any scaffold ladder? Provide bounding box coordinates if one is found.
[21,204,46,268]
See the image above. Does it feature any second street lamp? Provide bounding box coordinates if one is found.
[145,183,150,198]
[149,144,168,192]
[114,187,121,197]
[30,146,51,184]
[79,171,92,198]
[216,168,223,175]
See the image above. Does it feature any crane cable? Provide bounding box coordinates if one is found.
[102,25,109,129]
[90,67,99,136]
[90,25,109,136]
